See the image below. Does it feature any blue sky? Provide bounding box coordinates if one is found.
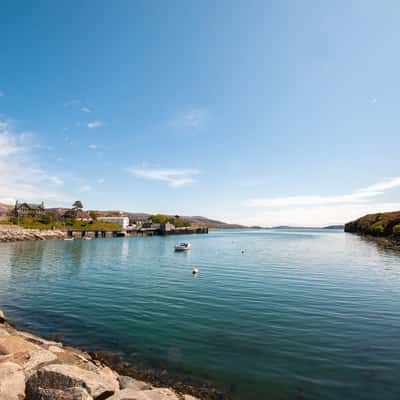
[1,0,400,226]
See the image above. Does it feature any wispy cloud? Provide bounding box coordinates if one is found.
[0,90,4,97]
[79,184,92,192]
[88,144,98,150]
[127,167,199,187]
[169,108,208,130]
[244,177,400,208]
[87,121,103,129]
[81,107,91,113]
[0,120,69,204]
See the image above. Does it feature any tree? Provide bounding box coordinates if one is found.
[150,214,169,224]
[89,211,97,221]
[72,200,83,210]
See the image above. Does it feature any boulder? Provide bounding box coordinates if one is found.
[26,364,119,399]
[0,335,41,355]
[183,395,200,400]
[0,361,26,400]
[17,331,62,348]
[107,388,180,400]
[48,345,64,353]
[28,387,93,400]
[118,375,152,391]
[24,349,58,372]
[0,309,5,323]
[0,326,11,336]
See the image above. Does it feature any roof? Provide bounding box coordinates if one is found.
[16,202,44,210]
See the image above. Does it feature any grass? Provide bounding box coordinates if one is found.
[3,218,121,231]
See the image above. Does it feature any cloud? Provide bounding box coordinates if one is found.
[81,107,91,113]
[244,177,400,208]
[169,108,208,130]
[87,121,103,129]
[48,176,64,186]
[97,178,105,184]
[0,90,4,97]
[127,167,199,187]
[88,144,97,150]
[79,185,92,192]
[230,203,400,228]
[0,120,69,204]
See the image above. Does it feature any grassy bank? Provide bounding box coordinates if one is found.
[1,218,121,231]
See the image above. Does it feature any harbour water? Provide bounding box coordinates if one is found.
[0,229,400,399]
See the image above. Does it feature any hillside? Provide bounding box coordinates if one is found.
[344,211,400,239]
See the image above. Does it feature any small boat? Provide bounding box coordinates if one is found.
[174,242,191,251]
[83,237,92,240]
[64,238,74,241]
[192,268,199,275]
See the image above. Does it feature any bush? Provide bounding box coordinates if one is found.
[370,221,385,235]
[393,224,400,236]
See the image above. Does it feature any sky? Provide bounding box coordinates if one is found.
[1,0,400,227]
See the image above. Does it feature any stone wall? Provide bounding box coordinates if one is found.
[0,225,65,242]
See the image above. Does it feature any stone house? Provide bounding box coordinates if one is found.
[14,201,45,217]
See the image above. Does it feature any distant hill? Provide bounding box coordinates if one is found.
[345,211,400,238]
[0,203,12,215]
[270,225,344,230]
[88,210,245,229]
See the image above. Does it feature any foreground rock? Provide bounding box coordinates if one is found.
[0,225,65,242]
[0,309,200,400]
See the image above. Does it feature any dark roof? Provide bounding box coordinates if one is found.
[16,202,44,210]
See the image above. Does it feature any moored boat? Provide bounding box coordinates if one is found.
[174,242,191,251]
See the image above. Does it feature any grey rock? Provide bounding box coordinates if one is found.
[28,387,93,400]
[118,375,152,391]
[26,364,119,399]
[0,361,26,400]
[107,388,180,400]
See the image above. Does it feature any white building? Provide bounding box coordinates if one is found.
[97,216,130,230]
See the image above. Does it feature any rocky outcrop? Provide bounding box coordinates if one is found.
[0,309,200,400]
[345,211,400,249]
[0,225,65,242]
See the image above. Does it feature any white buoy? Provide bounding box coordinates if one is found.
[192,268,199,275]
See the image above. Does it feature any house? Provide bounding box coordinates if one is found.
[14,201,45,217]
[97,216,129,229]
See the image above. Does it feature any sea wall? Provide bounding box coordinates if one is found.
[0,309,198,400]
[0,225,65,242]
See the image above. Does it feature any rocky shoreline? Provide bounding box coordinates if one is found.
[0,309,200,400]
[0,225,65,242]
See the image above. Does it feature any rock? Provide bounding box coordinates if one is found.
[118,375,152,391]
[183,395,200,400]
[0,309,5,323]
[24,349,58,372]
[29,387,93,400]
[0,326,10,336]
[48,345,64,353]
[107,388,180,400]
[26,364,119,399]
[0,361,26,400]
[0,335,41,355]
[17,330,62,348]
[100,366,118,379]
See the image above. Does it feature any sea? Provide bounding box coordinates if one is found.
[0,229,400,400]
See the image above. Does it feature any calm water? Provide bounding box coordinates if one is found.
[1,230,400,399]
